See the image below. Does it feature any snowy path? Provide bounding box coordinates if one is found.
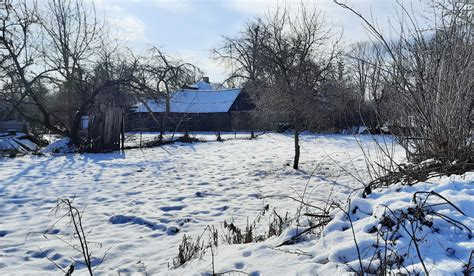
[0,133,399,275]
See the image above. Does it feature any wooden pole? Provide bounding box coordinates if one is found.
[121,107,125,150]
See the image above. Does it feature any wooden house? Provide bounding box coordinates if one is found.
[126,81,253,132]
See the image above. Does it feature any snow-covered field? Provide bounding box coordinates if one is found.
[0,133,471,275]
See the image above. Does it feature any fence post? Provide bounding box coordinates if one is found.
[121,107,125,150]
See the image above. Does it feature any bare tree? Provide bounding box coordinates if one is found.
[335,0,473,163]
[0,1,64,132]
[129,47,201,137]
[141,47,201,114]
[36,0,136,145]
[212,19,270,137]
[215,4,341,169]
[259,5,340,169]
[212,19,268,102]
[347,42,388,115]
[0,0,151,146]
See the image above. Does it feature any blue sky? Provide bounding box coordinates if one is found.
[99,0,426,82]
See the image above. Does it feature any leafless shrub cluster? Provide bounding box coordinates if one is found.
[176,133,204,144]
[171,224,220,271]
[172,234,205,269]
[364,158,473,197]
[172,204,291,270]
[221,219,256,245]
[337,0,473,165]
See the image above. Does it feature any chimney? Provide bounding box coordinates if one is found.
[202,76,210,83]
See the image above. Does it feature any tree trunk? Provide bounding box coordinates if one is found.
[293,129,300,170]
[159,116,165,141]
[70,110,83,146]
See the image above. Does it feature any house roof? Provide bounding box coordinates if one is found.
[189,80,213,90]
[186,81,223,90]
[135,88,241,114]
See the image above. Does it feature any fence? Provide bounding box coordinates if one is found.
[125,111,289,133]
[0,121,28,134]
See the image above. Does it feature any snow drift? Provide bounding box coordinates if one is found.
[175,172,473,275]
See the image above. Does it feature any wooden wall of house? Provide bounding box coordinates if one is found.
[125,112,232,132]
[230,90,255,112]
[126,110,289,132]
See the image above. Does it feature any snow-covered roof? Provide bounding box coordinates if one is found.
[187,81,223,90]
[189,80,213,90]
[135,88,241,114]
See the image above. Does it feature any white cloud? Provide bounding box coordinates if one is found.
[223,0,427,43]
[225,0,276,15]
[149,0,197,15]
[224,0,336,16]
[108,15,147,42]
[92,0,430,81]
[94,0,147,43]
[223,0,362,41]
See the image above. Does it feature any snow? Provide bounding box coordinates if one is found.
[13,138,38,152]
[341,125,368,135]
[190,80,213,90]
[187,80,222,90]
[135,88,241,113]
[0,137,25,152]
[317,176,474,274]
[0,134,38,154]
[174,173,473,275]
[41,137,76,154]
[0,133,471,275]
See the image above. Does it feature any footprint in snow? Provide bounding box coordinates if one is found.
[242,251,252,257]
[214,205,229,211]
[159,205,186,211]
[170,196,186,202]
[27,248,54,259]
[44,228,60,235]
[166,226,180,235]
[50,253,62,261]
[189,210,210,215]
[175,217,194,226]
[109,215,166,231]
